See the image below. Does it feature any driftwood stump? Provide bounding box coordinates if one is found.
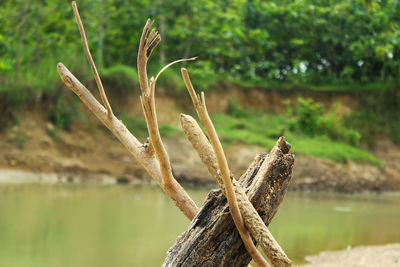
[164,139,294,266]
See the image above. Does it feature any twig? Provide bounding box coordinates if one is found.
[154,57,197,82]
[72,1,113,119]
[181,68,270,267]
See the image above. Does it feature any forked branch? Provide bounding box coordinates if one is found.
[136,17,198,213]
[58,2,198,220]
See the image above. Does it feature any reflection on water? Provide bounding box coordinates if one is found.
[0,184,399,266]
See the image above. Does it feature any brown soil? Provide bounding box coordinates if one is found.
[1,92,400,191]
[200,85,365,115]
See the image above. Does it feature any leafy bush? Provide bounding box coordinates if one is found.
[184,61,218,91]
[101,65,140,93]
[119,114,148,139]
[155,66,185,92]
[295,97,323,136]
[343,88,400,146]
[48,97,78,131]
[287,97,362,146]
[227,99,250,118]
[0,79,36,129]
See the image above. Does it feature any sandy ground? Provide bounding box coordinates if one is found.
[300,243,400,267]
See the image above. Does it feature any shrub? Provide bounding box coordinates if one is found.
[101,65,140,93]
[287,97,362,146]
[48,96,78,131]
[155,66,185,92]
[185,61,218,91]
[118,113,148,138]
[227,99,249,118]
[296,97,323,136]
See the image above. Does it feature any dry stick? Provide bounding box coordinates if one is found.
[180,114,292,267]
[58,10,198,220]
[72,1,113,119]
[135,19,199,220]
[142,58,196,187]
[57,63,198,220]
[181,69,269,267]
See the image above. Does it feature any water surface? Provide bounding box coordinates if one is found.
[0,184,399,266]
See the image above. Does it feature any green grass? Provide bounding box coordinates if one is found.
[101,64,140,93]
[210,113,381,165]
[130,108,380,165]
[118,113,183,140]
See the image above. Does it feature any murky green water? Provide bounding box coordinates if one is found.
[0,184,399,266]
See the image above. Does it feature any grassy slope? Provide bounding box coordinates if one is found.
[119,111,380,165]
[210,113,380,165]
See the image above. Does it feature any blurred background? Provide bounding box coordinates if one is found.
[0,0,399,266]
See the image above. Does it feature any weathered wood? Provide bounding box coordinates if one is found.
[163,139,294,266]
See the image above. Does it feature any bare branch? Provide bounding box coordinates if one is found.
[58,10,198,220]
[181,113,292,267]
[71,1,113,119]
[57,62,198,220]
[57,63,161,183]
[136,20,199,218]
[181,69,269,267]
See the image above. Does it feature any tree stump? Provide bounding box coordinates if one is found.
[163,139,294,266]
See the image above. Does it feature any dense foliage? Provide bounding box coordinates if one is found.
[0,0,399,148]
[1,0,399,86]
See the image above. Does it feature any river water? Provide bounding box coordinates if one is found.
[0,184,399,266]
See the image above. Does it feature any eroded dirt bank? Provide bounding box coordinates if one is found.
[1,110,399,192]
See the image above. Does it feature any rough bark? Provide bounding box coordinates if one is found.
[181,114,291,266]
[163,139,294,267]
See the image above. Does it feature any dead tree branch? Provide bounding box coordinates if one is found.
[58,2,198,220]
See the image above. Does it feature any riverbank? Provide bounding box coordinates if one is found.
[301,243,400,267]
[1,137,400,192]
[1,91,400,192]
[1,112,400,191]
